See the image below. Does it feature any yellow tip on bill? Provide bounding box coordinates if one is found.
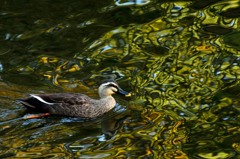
[125,93,132,97]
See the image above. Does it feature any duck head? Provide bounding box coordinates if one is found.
[98,80,130,98]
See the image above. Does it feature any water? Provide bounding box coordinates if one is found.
[0,0,240,158]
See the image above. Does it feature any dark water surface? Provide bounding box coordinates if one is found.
[0,0,240,158]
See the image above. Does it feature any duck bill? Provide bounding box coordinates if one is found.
[117,88,131,97]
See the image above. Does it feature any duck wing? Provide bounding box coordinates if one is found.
[18,93,93,116]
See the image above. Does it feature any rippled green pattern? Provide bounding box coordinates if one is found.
[0,0,240,158]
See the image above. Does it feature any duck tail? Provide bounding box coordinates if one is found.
[17,95,53,113]
[17,98,37,109]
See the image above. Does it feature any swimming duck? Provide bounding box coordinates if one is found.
[18,80,130,118]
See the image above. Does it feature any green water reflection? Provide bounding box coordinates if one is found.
[0,0,240,158]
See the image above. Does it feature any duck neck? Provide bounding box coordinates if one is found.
[86,96,116,118]
[99,96,116,109]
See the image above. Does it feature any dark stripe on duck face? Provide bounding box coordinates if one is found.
[99,82,119,94]
[101,82,118,88]
[107,83,119,89]
[104,82,119,92]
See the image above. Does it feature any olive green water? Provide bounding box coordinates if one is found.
[0,0,240,158]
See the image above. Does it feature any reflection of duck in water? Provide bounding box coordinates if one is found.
[18,80,130,119]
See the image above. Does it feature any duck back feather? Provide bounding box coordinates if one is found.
[18,93,87,114]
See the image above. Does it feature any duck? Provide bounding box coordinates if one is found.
[18,80,130,119]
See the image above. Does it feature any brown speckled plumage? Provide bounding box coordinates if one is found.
[18,80,130,118]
